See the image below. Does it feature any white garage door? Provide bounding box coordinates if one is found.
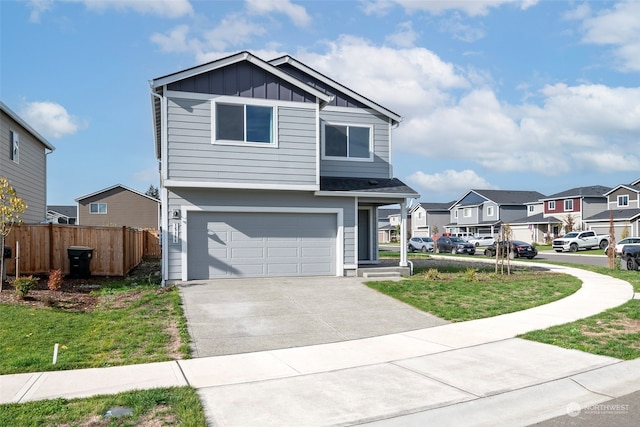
[187,212,336,279]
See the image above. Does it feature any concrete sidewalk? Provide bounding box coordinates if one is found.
[1,262,638,426]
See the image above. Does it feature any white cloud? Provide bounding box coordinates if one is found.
[385,21,419,48]
[76,0,193,18]
[150,25,201,54]
[26,0,193,20]
[27,0,54,23]
[407,170,497,195]
[20,101,84,139]
[360,0,396,16]
[245,0,311,27]
[578,0,640,71]
[203,14,267,52]
[133,167,160,183]
[393,0,538,16]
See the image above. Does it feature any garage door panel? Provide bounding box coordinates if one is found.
[188,212,336,279]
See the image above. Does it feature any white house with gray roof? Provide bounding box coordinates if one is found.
[150,51,418,282]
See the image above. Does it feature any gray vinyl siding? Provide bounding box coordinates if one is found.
[164,188,355,281]
[320,109,391,179]
[166,96,317,185]
[582,197,608,220]
[608,188,639,209]
[499,206,529,223]
[0,111,48,223]
[481,202,498,222]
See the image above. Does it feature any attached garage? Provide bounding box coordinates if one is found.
[187,211,337,279]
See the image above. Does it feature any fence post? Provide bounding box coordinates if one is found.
[49,223,54,272]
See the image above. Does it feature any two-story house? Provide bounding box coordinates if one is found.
[446,190,545,238]
[150,51,418,282]
[377,208,399,243]
[583,178,640,239]
[539,185,611,235]
[1,102,55,223]
[409,202,451,238]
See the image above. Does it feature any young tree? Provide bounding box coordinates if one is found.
[0,177,27,291]
[563,214,577,233]
[607,211,616,269]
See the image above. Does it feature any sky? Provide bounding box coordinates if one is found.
[1,0,639,206]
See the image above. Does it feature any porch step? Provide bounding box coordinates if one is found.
[361,271,402,278]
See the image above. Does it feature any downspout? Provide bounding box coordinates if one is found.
[400,200,408,268]
[150,88,168,286]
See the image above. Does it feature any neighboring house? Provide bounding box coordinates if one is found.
[584,178,640,240]
[509,201,562,244]
[378,208,399,243]
[150,51,418,281]
[447,190,545,237]
[47,205,77,224]
[410,202,452,238]
[76,184,159,229]
[0,101,55,223]
[539,185,611,233]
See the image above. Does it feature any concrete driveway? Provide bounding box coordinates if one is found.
[178,276,449,357]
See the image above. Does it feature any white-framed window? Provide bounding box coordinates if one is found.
[548,201,556,210]
[463,208,472,218]
[528,205,535,213]
[486,206,494,217]
[89,203,107,214]
[10,130,19,164]
[212,99,276,145]
[618,195,629,207]
[564,199,573,211]
[417,211,423,220]
[454,210,458,219]
[322,121,372,161]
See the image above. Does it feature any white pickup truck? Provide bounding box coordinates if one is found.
[552,231,609,253]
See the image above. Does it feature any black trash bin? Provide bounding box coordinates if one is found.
[67,246,94,278]
[3,246,11,259]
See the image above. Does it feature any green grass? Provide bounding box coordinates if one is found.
[0,283,191,375]
[0,387,207,427]
[521,300,640,360]
[366,266,581,322]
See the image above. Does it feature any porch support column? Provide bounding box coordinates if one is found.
[400,200,408,267]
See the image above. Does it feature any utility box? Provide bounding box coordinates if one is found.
[67,246,94,278]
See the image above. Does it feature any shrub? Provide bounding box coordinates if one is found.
[12,276,39,299]
[464,268,478,282]
[425,268,440,280]
[47,269,63,291]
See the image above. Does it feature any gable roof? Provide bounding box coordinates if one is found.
[584,208,640,222]
[604,183,640,196]
[540,185,611,201]
[454,189,545,207]
[47,205,77,218]
[0,101,55,151]
[410,201,453,213]
[269,55,402,126]
[509,212,563,225]
[75,184,160,203]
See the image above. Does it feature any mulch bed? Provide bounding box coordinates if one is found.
[0,261,161,312]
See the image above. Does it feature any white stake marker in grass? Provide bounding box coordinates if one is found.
[53,343,59,364]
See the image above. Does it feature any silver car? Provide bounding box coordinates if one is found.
[408,237,434,252]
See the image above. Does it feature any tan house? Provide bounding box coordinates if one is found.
[1,102,55,223]
[76,184,159,229]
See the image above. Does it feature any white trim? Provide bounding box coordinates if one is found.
[152,51,332,103]
[165,90,318,110]
[164,180,318,191]
[75,184,160,203]
[181,206,344,281]
[211,97,279,147]
[321,120,374,162]
[314,190,419,199]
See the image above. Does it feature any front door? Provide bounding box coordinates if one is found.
[358,209,371,261]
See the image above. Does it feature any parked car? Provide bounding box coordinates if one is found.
[484,240,538,259]
[621,245,640,271]
[408,237,434,253]
[467,235,495,247]
[436,236,476,255]
[604,237,640,256]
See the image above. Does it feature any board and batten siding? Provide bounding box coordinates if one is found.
[166,96,317,186]
[164,188,356,281]
[319,108,392,179]
[0,110,48,223]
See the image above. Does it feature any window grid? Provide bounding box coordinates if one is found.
[618,195,629,207]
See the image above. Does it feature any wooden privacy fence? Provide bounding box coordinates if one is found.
[3,224,161,277]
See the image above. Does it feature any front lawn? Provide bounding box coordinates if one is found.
[366,265,581,322]
[0,387,207,427]
[0,281,191,375]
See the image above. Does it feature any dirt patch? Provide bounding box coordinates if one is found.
[0,259,161,312]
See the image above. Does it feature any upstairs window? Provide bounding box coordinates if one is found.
[618,195,629,207]
[89,203,107,214]
[10,130,19,164]
[486,206,494,217]
[528,205,535,213]
[463,208,472,218]
[322,122,372,160]
[564,199,573,211]
[214,101,275,145]
[548,201,556,210]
